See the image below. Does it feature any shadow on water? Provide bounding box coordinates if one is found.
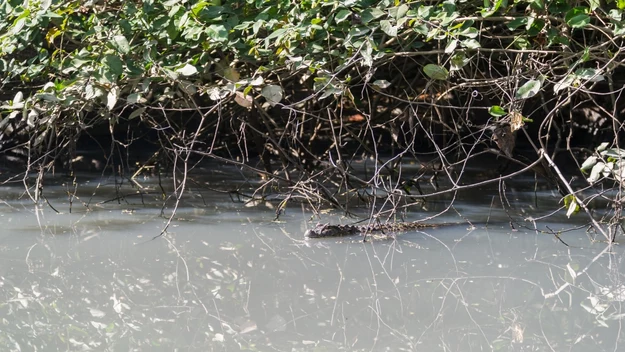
[0,168,623,351]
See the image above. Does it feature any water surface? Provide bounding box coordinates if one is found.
[0,167,622,351]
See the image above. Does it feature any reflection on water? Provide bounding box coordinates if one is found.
[0,170,623,351]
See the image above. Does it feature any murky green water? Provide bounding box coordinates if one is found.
[0,166,622,351]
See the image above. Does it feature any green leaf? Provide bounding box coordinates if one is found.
[601,148,625,158]
[176,63,197,76]
[610,9,623,20]
[395,4,409,19]
[261,85,283,104]
[361,40,373,67]
[335,9,351,24]
[488,105,507,117]
[129,107,146,119]
[360,8,385,24]
[445,39,458,53]
[266,28,288,41]
[507,17,527,30]
[481,0,504,17]
[106,87,119,111]
[554,75,575,93]
[423,64,449,81]
[458,27,478,38]
[567,14,590,28]
[565,195,580,218]
[191,1,207,16]
[252,20,263,35]
[450,53,469,71]
[11,17,26,35]
[461,39,481,49]
[512,36,530,50]
[372,80,391,89]
[565,8,590,28]
[13,91,23,105]
[417,6,433,19]
[380,20,398,36]
[596,142,609,152]
[112,35,130,54]
[580,156,598,172]
[587,161,607,183]
[530,0,545,11]
[618,0,625,10]
[103,55,123,76]
[515,79,541,99]
[615,22,625,36]
[527,19,545,36]
[546,28,570,46]
[84,84,95,100]
[206,24,228,42]
[198,5,224,20]
[348,26,370,39]
[575,68,604,82]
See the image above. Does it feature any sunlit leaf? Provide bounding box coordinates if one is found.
[112,35,130,54]
[601,148,625,158]
[361,40,373,67]
[261,84,283,104]
[11,17,26,35]
[360,8,385,24]
[596,142,609,152]
[13,91,23,105]
[106,87,119,111]
[481,0,504,17]
[458,26,478,38]
[566,199,579,217]
[580,156,598,172]
[26,109,38,128]
[515,79,541,99]
[461,38,481,49]
[450,53,469,71]
[335,9,351,23]
[176,63,198,76]
[380,20,398,36]
[512,36,530,50]
[84,84,95,100]
[575,68,604,82]
[587,161,606,183]
[554,75,575,93]
[445,39,458,53]
[395,4,409,19]
[565,8,590,28]
[207,24,228,42]
[372,80,391,89]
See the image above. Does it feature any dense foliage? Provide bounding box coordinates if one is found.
[2,0,625,238]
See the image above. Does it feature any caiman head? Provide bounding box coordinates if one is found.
[305,223,358,238]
